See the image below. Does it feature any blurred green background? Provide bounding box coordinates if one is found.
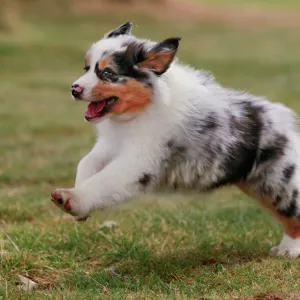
[1,0,300,299]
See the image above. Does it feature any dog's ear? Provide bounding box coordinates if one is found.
[125,37,181,75]
[105,22,133,38]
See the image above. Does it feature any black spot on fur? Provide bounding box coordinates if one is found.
[256,134,287,165]
[115,42,147,70]
[167,140,186,154]
[172,181,178,190]
[292,189,299,202]
[197,113,219,134]
[274,195,282,205]
[166,140,175,148]
[282,164,295,183]
[112,45,150,83]
[278,189,298,218]
[218,102,262,183]
[138,173,153,187]
[113,38,179,77]
[184,102,264,189]
[188,113,219,136]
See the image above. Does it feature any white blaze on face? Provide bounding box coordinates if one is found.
[72,71,99,101]
[71,36,135,101]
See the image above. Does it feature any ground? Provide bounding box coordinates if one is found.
[1,1,300,299]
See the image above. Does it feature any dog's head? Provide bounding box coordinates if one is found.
[71,22,181,123]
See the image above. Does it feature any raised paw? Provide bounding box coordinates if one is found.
[51,188,90,221]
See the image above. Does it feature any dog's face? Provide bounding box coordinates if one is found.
[71,22,181,123]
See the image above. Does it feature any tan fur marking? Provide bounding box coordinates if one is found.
[138,51,176,73]
[91,79,152,114]
[236,183,300,239]
[98,57,110,70]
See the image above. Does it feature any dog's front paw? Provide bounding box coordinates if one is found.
[51,188,90,220]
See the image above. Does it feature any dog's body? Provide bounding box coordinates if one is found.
[52,22,300,257]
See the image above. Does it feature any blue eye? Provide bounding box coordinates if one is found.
[102,68,114,78]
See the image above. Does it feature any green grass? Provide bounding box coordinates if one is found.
[1,4,300,299]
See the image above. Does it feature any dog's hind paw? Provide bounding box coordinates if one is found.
[270,234,300,258]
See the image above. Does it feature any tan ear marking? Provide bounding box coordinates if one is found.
[137,51,176,73]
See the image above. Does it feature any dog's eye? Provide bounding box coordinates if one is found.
[102,68,115,79]
[83,66,90,72]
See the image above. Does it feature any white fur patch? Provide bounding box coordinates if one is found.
[58,29,300,258]
[271,233,300,257]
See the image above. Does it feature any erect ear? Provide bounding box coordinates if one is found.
[128,37,181,75]
[104,22,133,38]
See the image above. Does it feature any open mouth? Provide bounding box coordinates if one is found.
[85,97,118,121]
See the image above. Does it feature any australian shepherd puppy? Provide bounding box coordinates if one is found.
[51,22,300,257]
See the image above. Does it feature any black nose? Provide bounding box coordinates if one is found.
[71,84,83,98]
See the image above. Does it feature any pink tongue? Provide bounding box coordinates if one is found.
[85,101,106,118]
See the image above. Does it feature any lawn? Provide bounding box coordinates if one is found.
[1,2,300,299]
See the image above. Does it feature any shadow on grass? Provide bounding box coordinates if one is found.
[118,245,268,276]
[78,241,268,281]
[70,243,270,293]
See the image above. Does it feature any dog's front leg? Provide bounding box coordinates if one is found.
[75,140,113,187]
[51,153,158,220]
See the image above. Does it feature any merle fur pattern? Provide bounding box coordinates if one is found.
[53,23,300,257]
[79,24,300,218]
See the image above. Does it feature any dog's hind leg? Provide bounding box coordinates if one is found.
[270,221,300,257]
[237,182,300,257]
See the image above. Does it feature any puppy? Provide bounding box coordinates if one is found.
[52,22,300,257]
